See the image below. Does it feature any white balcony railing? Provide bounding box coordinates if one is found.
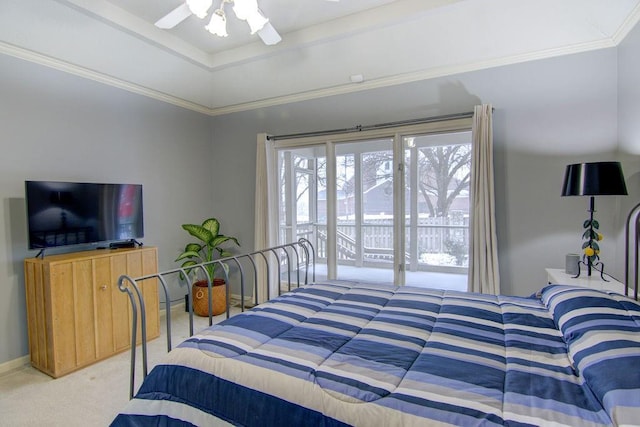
[283,218,469,273]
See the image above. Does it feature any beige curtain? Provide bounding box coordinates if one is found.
[468,104,501,294]
[254,133,279,302]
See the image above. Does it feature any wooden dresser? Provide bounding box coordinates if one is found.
[24,247,159,378]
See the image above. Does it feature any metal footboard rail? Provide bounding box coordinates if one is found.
[625,202,640,301]
[118,238,315,399]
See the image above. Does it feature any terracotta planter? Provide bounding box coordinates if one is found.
[192,278,227,316]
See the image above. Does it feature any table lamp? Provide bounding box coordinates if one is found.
[561,161,628,278]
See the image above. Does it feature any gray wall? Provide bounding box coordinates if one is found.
[0,54,214,365]
[211,46,627,298]
[615,22,640,279]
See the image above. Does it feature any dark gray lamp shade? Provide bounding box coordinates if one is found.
[561,162,628,197]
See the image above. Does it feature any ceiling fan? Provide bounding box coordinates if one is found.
[155,0,338,46]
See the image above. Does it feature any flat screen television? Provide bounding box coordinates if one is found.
[25,180,144,250]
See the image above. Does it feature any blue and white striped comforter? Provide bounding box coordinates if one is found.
[112,282,640,426]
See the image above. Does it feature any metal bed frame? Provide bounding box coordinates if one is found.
[117,238,316,398]
[625,202,640,301]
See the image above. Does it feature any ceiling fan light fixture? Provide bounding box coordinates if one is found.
[158,0,278,45]
[246,10,268,34]
[257,21,282,45]
[232,0,259,21]
[206,9,228,37]
[186,0,213,19]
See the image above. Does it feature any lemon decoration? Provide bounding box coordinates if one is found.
[580,218,601,266]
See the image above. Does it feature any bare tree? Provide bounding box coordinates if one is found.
[280,144,471,220]
[361,151,392,191]
[417,145,471,217]
[359,146,471,218]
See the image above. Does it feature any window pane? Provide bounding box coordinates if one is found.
[335,139,394,283]
[295,173,309,223]
[277,147,327,281]
[404,132,470,290]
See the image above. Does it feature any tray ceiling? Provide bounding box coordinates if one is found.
[1,0,639,115]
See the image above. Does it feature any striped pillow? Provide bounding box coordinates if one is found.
[542,285,640,425]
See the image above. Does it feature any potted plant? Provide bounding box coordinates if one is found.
[175,218,240,316]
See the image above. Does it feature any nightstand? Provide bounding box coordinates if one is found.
[545,268,629,295]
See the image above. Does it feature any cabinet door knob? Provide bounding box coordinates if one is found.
[100,285,108,291]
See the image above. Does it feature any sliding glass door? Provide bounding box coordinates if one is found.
[274,121,471,289]
[403,132,471,290]
[278,146,328,277]
[334,139,395,282]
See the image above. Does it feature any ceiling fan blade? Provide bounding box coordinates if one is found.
[155,3,192,29]
[257,22,282,45]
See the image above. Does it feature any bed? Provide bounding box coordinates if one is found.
[111,242,640,426]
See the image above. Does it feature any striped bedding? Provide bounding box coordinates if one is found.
[111,282,640,427]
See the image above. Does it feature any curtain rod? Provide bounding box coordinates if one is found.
[266,111,475,141]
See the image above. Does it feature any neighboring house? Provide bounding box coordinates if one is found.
[319,178,470,219]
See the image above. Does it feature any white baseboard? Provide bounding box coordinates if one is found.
[0,355,29,376]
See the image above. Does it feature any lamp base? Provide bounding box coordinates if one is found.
[573,260,608,282]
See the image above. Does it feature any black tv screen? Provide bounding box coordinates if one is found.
[25,181,144,250]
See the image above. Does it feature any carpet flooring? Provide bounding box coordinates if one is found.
[0,306,234,426]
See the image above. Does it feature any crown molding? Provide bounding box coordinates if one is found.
[55,0,212,67]
[0,31,630,117]
[206,37,619,116]
[0,40,212,115]
[56,0,464,72]
[611,2,640,44]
